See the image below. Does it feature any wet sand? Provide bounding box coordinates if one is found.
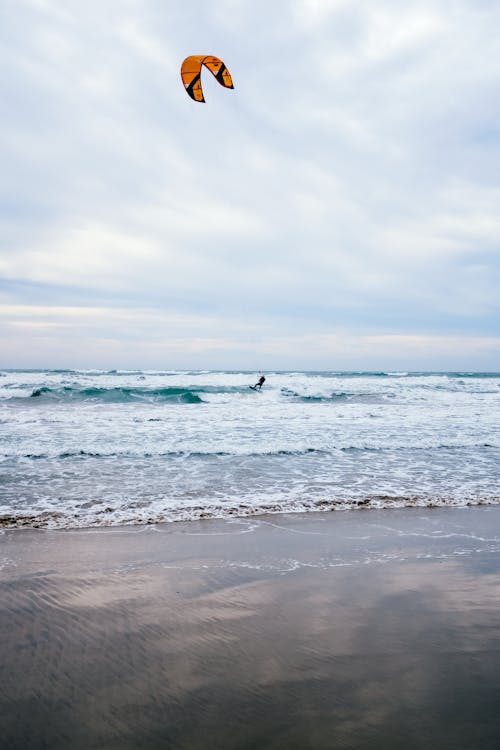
[2,506,500,749]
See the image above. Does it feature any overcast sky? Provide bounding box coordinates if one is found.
[1,0,499,370]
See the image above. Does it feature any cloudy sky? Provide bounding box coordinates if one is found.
[1,0,499,370]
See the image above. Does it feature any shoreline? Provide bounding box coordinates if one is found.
[3,503,500,568]
[2,492,500,531]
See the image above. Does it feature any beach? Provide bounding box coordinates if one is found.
[2,505,500,749]
[3,0,500,743]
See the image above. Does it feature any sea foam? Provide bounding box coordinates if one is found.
[1,370,499,529]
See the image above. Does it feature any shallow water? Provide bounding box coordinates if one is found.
[1,369,499,528]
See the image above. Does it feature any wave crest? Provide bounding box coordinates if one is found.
[29,386,204,404]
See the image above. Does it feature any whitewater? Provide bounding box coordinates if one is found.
[1,370,499,529]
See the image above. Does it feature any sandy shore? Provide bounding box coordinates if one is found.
[2,506,500,749]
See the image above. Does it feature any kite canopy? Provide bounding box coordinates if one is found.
[180,55,234,103]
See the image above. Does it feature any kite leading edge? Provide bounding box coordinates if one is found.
[180,55,234,102]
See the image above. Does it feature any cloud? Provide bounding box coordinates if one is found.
[1,304,499,370]
[1,0,499,367]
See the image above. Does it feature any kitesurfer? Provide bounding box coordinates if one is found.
[253,375,266,390]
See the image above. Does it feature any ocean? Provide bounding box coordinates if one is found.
[1,369,499,529]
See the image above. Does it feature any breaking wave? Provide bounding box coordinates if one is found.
[29,386,205,404]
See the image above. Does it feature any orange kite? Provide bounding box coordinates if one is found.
[180,55,234,103]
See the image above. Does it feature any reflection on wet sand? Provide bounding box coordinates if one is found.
[1,507,500,749]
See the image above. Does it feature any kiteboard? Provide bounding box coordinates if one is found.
[249,385,261,392]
